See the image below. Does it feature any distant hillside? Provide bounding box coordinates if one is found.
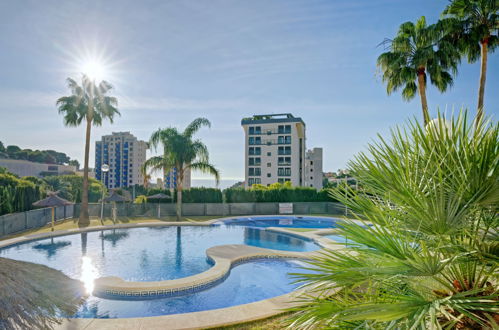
[0,140,79,168]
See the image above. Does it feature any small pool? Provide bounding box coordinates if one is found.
[215,216,340,228]
[72,259,312,318]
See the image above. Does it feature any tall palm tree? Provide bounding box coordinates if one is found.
[57,75,119,226]
[377,16,460,125]
[442,0,498,125]
[143,118,220,220]
[290,112,498,329]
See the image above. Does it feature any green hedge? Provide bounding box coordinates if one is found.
[0,172,43,215]
[224,187,334,203]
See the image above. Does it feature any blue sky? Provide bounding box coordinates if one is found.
[0,0,497,185]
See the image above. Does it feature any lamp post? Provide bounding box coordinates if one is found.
[100,164,109,224]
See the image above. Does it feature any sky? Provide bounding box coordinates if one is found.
[0,0,497,187]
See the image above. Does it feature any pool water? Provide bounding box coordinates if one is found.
[216,216,340,228]
[73,259,311,318]
[0,226,317,282]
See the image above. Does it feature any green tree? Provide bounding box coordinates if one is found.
[442,0,498,124]
[377,16,460,124]
[143,118,220,220]
[291,112,498,329]
[0,141,5,153]
[68,159,80,170]
[56,75,119,226]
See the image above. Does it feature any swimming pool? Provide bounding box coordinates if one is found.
[215,216,341,228]
[0,220,326,319]
[0,226,317,282]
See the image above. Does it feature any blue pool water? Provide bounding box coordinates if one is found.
[0,226,317,282]
[215,216,340,228]
[73,259,311,318]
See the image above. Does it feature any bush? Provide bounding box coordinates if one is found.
[291,112,499,329]
[0,172,43,215]
[224,186,335,203]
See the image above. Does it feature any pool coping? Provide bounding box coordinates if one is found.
[0,215,348,329]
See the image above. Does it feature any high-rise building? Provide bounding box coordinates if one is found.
[164,167,191,189]
[241,114,306,187]
[304,147,323,190]
[95,132,148,189]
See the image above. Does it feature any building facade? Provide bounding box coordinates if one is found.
[241,114,306,188]
[0,158,76,178]
[164,167,191,189]
[95,132,148,189]
[304,147,323,190]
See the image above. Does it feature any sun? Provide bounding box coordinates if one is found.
[80,59,107,82]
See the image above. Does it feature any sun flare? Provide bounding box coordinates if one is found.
[81,59,107,82]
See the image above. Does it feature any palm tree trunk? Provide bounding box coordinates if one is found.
[79,118,92,226]
[417,69,430,125]
[476,39,488,127]
[176,168,183,221]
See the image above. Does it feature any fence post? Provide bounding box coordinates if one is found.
[24,211,28,231]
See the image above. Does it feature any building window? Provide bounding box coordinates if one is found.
[278,178,284,183]
[255,147,261,155]
[310,168,313,172]
[267,152,271,156]
[249,137,255,145]
[255,137,261,145]
[267,162,271,167]
[267,173,271,177]
[310,176,313,180]
[278,136,284,144]
[249,126,261,135]
[249,168,261,176]
[249,157,261,166]
[310,161,314,165]
[284,136,291,144]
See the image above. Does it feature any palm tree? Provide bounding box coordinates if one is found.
[143,118,220,220]
[442,0,498,125]
[377,16,460,125]
[290,112,498,329]
[57,75,119,226]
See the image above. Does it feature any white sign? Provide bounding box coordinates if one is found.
[279,203,293,214]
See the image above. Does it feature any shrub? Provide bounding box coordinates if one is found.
[291,112,499,329]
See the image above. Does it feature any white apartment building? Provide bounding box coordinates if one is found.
[95,132,148,189]
[304,147,323,190]
[241,114,306,187]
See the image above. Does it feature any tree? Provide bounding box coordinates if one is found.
[57,75,119,226]
[68,159,80,170]
[290,112,498,329]
[143,118,220,220]
[0,141,5,153]
[442,0,498,125]
[377,16,460,124]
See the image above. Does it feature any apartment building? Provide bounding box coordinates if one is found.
[241,114,306,187]
[164,167,191,189]
[304,147,323,190]
[95,132,148,189]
